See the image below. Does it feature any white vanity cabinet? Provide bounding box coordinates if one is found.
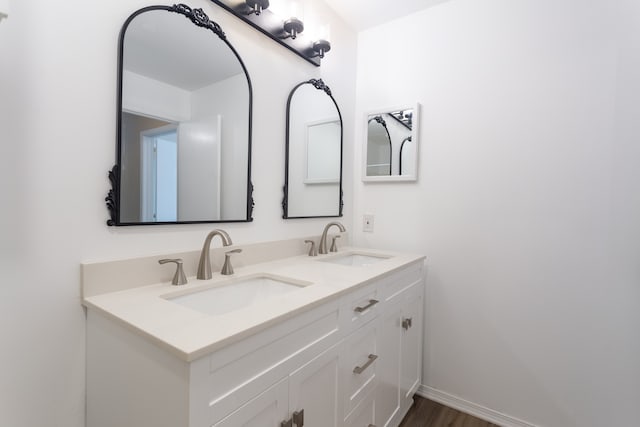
[339,262,424,427]
[375,265,424,427]
[213,343,341,427]
[85,258,424,427]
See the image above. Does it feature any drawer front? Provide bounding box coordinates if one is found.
[344,391,375,427]
[193,302,341,425]
[341,321,378,418]
[341,282,380,335]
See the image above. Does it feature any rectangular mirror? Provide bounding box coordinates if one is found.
[362,103,420,182]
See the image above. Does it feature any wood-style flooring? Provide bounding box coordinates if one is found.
[399,396,500,427]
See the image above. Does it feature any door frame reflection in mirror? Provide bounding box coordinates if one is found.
[106,4,254,226]
[362,103,421,182]
[283,79,344,219]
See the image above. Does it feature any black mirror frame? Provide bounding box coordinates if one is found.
[106,4,254,226]
[282,78,343,219]
[367,115,392,176]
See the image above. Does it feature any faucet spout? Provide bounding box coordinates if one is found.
[197,229,232,280]
[319,221,346,254]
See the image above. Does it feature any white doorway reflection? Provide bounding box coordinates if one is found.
[141,125,178,222]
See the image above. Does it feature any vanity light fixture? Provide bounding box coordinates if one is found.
[312,39,331,58]
[245,0,269,15]
[283,17,304,39]
[209,0,331,66]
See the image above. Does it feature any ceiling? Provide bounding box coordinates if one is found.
[322,0,450,31]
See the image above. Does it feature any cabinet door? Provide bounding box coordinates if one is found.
[289,344,341,427]
[375,305,403,427]
[400,289,423,409]
[344,394,375,427]
[213,378,289,427]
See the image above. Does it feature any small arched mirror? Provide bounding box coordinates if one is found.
[106,4,253,225]
[283,79,343,218]
[366,116,392,176]
[363,103,420,182]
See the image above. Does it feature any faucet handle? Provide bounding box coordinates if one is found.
[158,259,188,286]
[304,240,318,257]
[330,235,341,252]
[222,249,242,275]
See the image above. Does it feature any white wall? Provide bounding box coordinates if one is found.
[354,1,640,426]
[189,74,249,220]
[122,70,192,122]
[0,0,356,426]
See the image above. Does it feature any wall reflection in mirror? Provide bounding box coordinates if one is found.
[283,79,343,218]
[363,104,420,182]
[107,4,253,225]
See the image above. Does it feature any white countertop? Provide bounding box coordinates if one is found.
[83,247,425,362]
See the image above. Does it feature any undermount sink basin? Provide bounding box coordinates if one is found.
[164,275,309,316]
[319,252,391,267]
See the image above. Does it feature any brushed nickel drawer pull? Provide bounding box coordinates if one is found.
[354,299,379,313]
[353,354,378,374]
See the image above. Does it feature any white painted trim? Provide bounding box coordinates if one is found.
[416,385,538,427]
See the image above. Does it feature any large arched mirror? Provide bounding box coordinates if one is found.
[283,79,343,219]
[106,4,253,225]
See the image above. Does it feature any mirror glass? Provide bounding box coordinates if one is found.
[108,5,253,225]
[363,104,420,182]
[284,79,343,218]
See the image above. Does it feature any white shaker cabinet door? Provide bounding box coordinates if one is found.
[375,304,403,427]
[213,378,289,427]
[289,343,341,427]
[400,289,423,405]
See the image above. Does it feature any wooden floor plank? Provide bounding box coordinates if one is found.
[398,396,501,427]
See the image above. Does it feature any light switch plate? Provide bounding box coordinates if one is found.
[363,214,374,232]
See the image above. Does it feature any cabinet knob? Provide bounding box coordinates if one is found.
[402,317,413,330]
[293,409,304,427]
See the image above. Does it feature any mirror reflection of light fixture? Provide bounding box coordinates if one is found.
[245,0,269,15]
[209,0,331,66]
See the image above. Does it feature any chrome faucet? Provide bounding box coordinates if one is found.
[319,221,346,254]
[197,229,233,280]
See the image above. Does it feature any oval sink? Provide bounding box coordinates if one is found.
[318,252,390,267]
[164,275,310,316]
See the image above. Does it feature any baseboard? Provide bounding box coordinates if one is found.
[416,385,537,427]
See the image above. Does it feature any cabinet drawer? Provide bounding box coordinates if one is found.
[341,321,378,418]
[379,261,423,304]
[344,391,375,427]
[341,282,380,334]
[200,302,340,425]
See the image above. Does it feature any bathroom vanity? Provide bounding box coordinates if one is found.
[83,240,424,427]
